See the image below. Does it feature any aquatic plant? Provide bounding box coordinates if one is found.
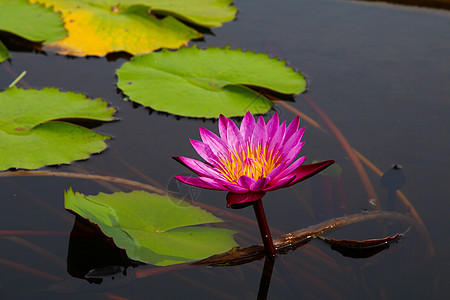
[174,111,334,256]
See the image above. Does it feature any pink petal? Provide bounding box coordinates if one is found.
[226,118,244,150]
[237,175,255,189]
[251,115,267,147]
[221,182,250,193]
[282,141,305,165]
[175,176,222,190]
[218,114,228,141]
[250,177,268,191]
[240,111,256,141]
[226,191,266,207]
[199,127,228,156]
[190,139,220,165]
[264,175,296,191]
[274,156,306,180]
[287,160,335,185]
[283,116,301,143]
[266,162,287,180]
[266,112,279,141]
[173,156,222,178]
[279,127,305,158]
[198,177,231,191]
[268,120,286,153]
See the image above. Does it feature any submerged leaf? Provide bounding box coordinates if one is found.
[0,0,66,43]
[312,161,342,180]
[318,233,404,258]
[0,87,116,170]
[29,0,208,56]
[116,46,306,118]
[64,189,238,266]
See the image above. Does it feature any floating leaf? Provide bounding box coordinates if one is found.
[64,189,238,266]
[116,46,306,118]
[29,0,213,56]
[0,87,116,170]
[132,0,238,28]
[0,40,9,63]
[318,233,404,258]
[0,0,66,43]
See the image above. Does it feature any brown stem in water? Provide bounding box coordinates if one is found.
[301,95,380,210]
[0,170,167,194]
[194,210,427,266]
[272,99,433,255]
[0,170,272,235]
[0,257,63,281]
[268,94,379,209]
[275,99,325,132]
[277,98,425,229]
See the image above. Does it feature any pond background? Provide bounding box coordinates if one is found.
[0,0,449,299]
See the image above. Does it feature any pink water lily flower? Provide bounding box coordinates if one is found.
[174,111,334,207]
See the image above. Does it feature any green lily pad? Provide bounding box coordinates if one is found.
[0,121,111,170]
[116,46,306,118]
[0,87,116,170]
[64,189,238,266]
[0,0,66,43]
[0,40,9,63]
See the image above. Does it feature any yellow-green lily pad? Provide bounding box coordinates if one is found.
[29,0,236,56]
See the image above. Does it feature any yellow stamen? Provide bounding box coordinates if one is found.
[218,144,281,182]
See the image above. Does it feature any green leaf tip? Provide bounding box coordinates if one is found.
[0,40,11,64]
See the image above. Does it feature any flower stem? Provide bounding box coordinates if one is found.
[252,199,276,257]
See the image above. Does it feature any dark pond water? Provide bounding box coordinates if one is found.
[1,0,449,299]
